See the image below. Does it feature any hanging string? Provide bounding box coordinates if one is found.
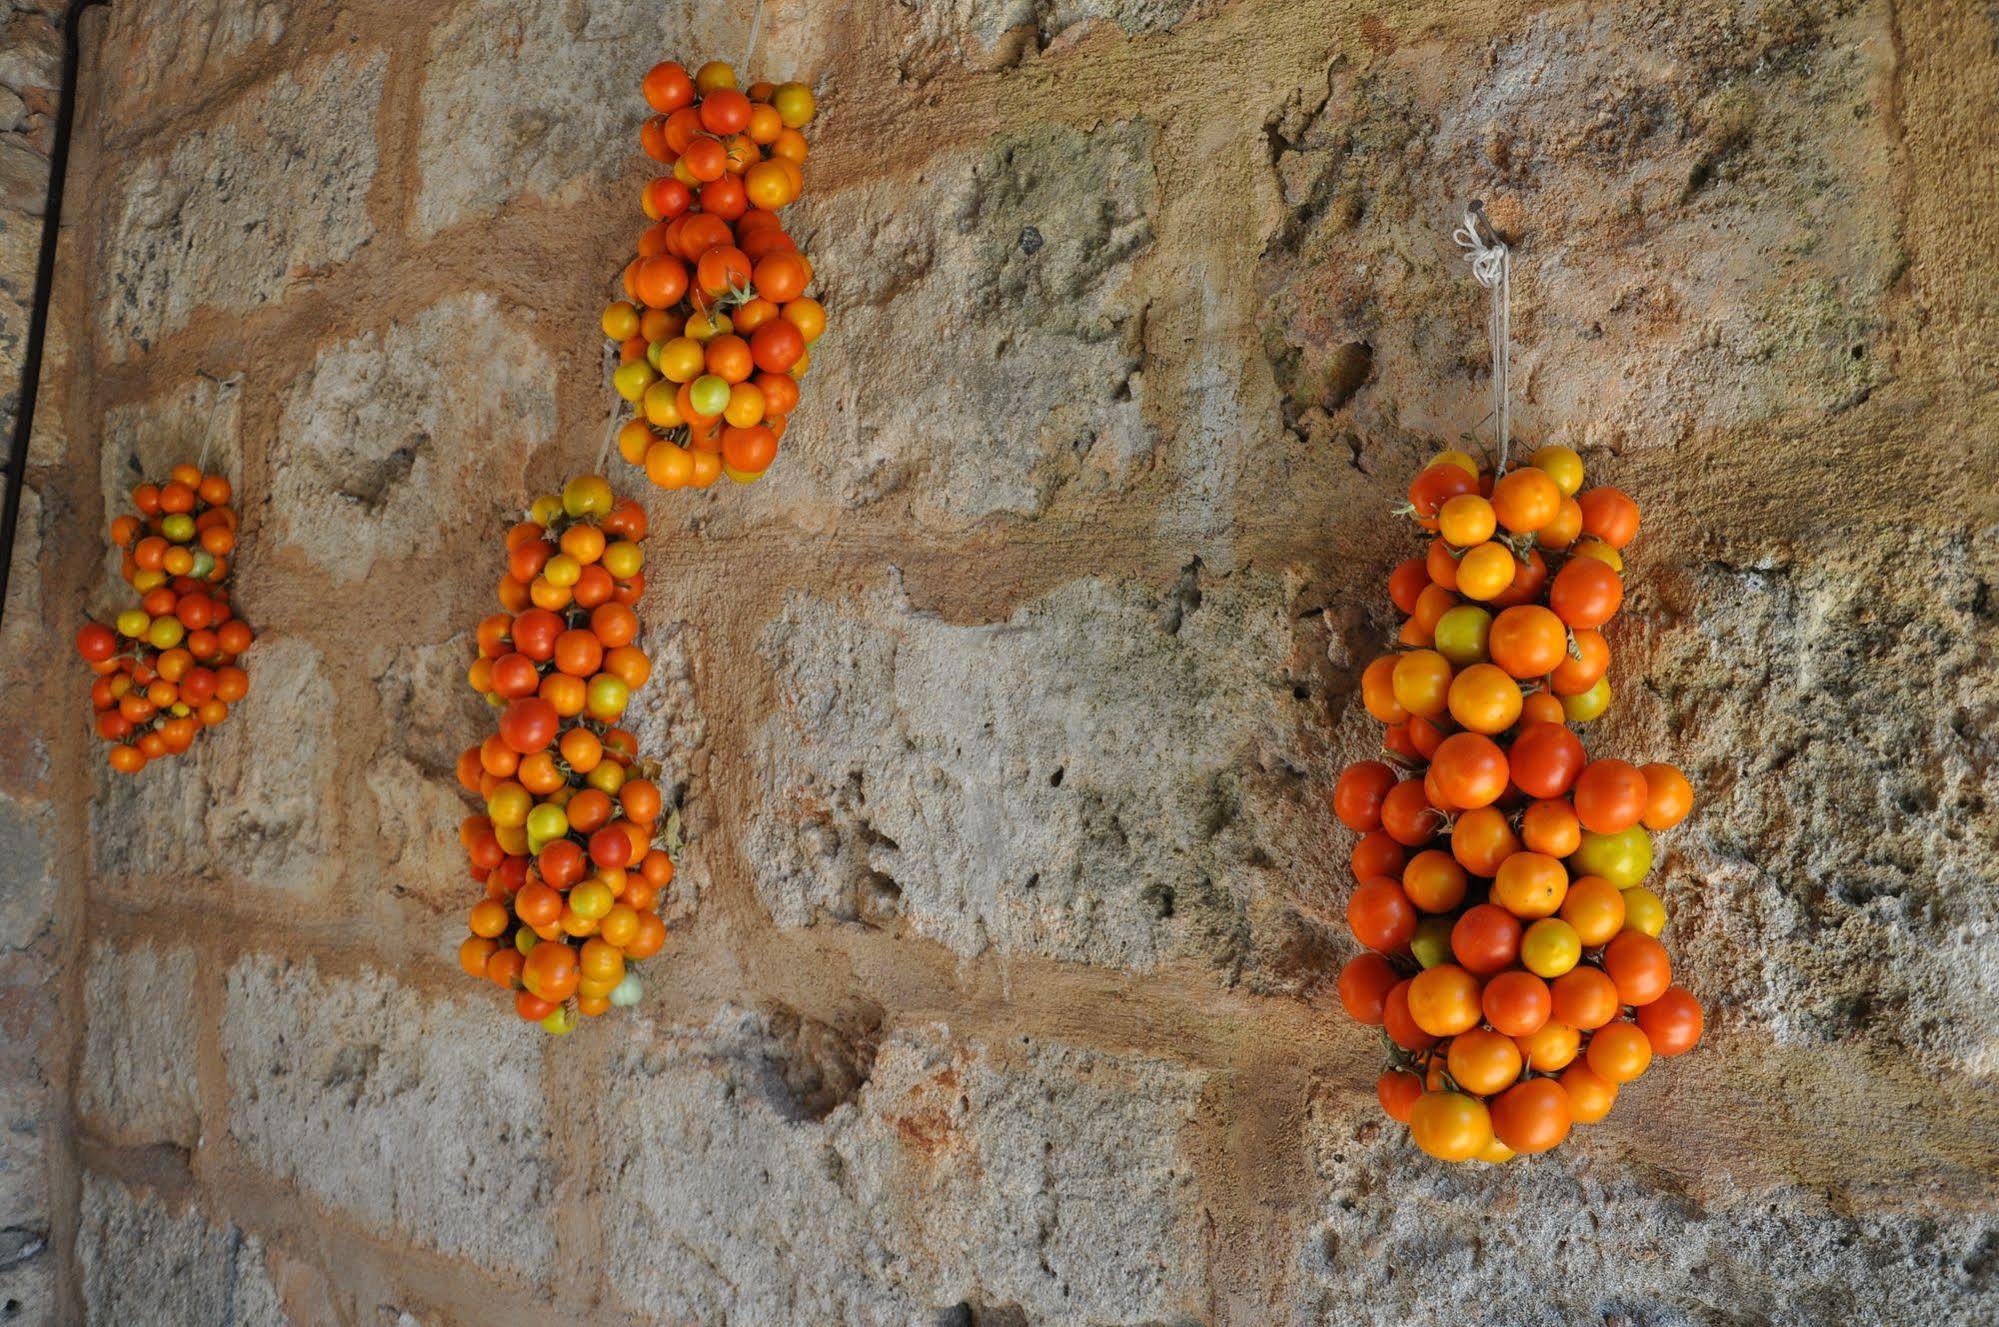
[741,0,767,73]
[1452,203,1512,475]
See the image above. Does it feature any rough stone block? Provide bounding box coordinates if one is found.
[100,374,242,517]
[717,121,1157,532]
[601,1010,1210,1324]
[414,0,837,237]
[98,50,383,357]
[0,790,52,942]
[1293,1102,1997,1326]
[749,566,1336,987]
[1635,531,1999,1074]
[91,637,337,898]
[898,0,1211,75]
[81,939,200,1147]
[79,1174,290,1327]
[1259,2,1898,448]
[223,953,555,1277]
[269,292,551,582]
[94,0,285,126]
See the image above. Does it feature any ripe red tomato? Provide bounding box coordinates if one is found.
[1602,931,1672,1006]
[1407,464,1476,526]
[1387,557,1429,614]
[1549,558,1624,628]
[1577,487,1641,548]
[1379,779,1440,847]
[1450,904,1522,975]
[749,318,805,373]
[75,623,116,663]
[698,88,753,134]
[1382,979,1437,1051]
[1430,732,1508,809]
[1634,985,1703,1055]
[1377,1069,1423,1122]
[1573,759,1649,833]
[498,697,558,754]
[1510,722,1585,798]
[1490,1077,1573,1154]
[510,609,562,660]
[1336,952,1399,1024]
[1348,878,1417,953]
[1481,969,1552,1037]
[1333,760,1398,831]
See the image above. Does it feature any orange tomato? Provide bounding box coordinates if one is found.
[1446,1027,1523,1095]
[1489,1077,1572,1153]
[1585,1020,1653,1083]
[1406,964,1483,1037]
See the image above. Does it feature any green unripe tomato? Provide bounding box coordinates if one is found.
[688,373,731,418]
[1621,886,1667,937]
[1410,916,1454,969]
[1571,825,1654,890]
[1433,605,1493,668]
[190,550,217,579]
[602,540,644,580]
[515,928,539,956]
[1561,676,1612,722]
[1520,918,1581,978]
[586,674,630,721]
[612,359,658,403]
[561,475,613,519]
[160,513,197,543]
[525,803,569,843]
[609,972,643,1007]
[540,1006,577,1036]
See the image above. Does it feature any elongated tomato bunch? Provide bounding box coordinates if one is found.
[1332,445,1704,1162]
[601,58,825,491]
[74,464,251,774]
[451,475,674,1034]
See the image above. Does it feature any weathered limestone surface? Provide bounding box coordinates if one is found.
[601,1009,1211,1324]
[749,567,1336,987]
[4,0,1991,1321]
[94,0,285,127]
[414,0,840,237]
[78,1175,293,1327]
[97,49,384,358]
[222,954,557,1278]
[705,120,1159,534]
[91,636,336,897]
[80,940,199,1147]
[269,292,552,582]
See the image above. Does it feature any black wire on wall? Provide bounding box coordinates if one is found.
[0,0,109,627]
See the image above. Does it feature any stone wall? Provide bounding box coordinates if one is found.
[0,0,1993,1323]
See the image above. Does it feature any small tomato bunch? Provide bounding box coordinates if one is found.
[74,463,251,773]
[452,475,674,1034]
[1332,445,1704,1162]
[602,58,824,490]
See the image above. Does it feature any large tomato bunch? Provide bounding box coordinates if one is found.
[1335,445,1703,1162]
[601,59,824,491]
[451,475,673,1034]
[74,464,252,773]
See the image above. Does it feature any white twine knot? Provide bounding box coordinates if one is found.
[1453,205,1512,474]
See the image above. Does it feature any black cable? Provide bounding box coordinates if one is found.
[0,0,109,628]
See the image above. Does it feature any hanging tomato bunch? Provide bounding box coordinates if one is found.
[73,464,251,773]
[452,475,674,1034]
[599,58,824,491]
[1332,446,1704,1162]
